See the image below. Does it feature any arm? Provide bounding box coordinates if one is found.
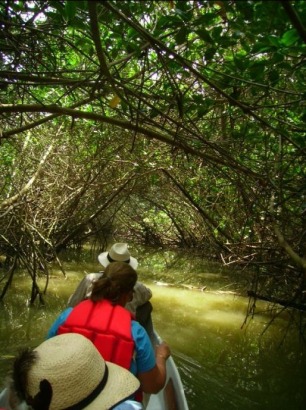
[138,342,171,394]
[132,322,171,394]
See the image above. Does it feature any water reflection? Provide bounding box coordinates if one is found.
[0,253,306,410]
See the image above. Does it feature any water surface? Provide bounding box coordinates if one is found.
[0,249,305,409]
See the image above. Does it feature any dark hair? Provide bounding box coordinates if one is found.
[11,349,53,410]
[11,348,37,402]
[90,261,137,303]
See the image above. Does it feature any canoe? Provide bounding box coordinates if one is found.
[146,331,189,410]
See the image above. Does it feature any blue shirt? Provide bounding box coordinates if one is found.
[113,400,143,409]
[0,388,142,410]
[47,307,155,375]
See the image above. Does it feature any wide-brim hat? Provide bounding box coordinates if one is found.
[26,334,140,410]
[98,243,138,270]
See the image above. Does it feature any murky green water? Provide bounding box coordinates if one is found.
[1,248,306,409]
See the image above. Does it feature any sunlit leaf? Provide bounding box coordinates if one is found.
[109,95,121,109]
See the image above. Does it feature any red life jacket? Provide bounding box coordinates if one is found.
[57,299,135,370]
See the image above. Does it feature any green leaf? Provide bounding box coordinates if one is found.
[211,26,223,42]
[268,36,280,47]
[49,0,65,13]
[175,26,188,45]
[150,108,159,119]
[234,56,249,71]
[251,42,276,54]
[127,27,139,40]
[65,1,77,20]
[300,112,306,122]
[204,47,217,61]
[249,61,265,81]
[193,13,216,27]
[271,52,284,64]
[174,8,193,22]
[155,14,182,30]
[196,98,214,116]
[281,29,299,46]
[268,70,279,84]
[196,29,214,44]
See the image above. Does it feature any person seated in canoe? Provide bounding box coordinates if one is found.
[47,261,171,399]
[67,243,154,339]
[0,333,142,409]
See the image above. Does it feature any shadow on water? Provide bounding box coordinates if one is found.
[1,246,306,409]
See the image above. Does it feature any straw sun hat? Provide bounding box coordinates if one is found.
[25,333,140,410]
[98,243,138,270]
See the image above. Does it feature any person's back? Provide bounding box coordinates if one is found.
[67,243,154,338]
[48,261,171,396]
[58,298,135,370]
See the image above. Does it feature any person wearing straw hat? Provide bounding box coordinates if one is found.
[0,333,142,410]
[48,262,171,399]
[67,243,154,339]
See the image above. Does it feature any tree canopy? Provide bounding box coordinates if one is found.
[0,1,305,310]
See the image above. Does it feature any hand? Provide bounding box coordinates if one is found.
[156,341,171,361]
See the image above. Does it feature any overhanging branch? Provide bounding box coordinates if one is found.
[280,0,306,43]
[0,103,265,182]
[0,143,54,211]
[87,1,113,81]
[103,0,301,150]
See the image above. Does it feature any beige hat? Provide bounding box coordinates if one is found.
[26,333,140,410]
[98,243,138,269]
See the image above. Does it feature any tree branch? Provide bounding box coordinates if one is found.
[248,290,306,312]
[280,0,306,43]
[0,103,265,181]
[102,0,302,149]
[87,1,113,81]
[1,96,101,139]
[269,193,306,276]
[0,143,54,210]
[162,168,233,244]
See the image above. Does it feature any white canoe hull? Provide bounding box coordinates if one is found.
[146,332,189,410]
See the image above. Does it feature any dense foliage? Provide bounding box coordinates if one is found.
[0,1,305,314]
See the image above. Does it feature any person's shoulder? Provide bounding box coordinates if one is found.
[86,272,103,281]
[131,320,147,336]
[133,282,152,298]
[52,307,73,320]
[57,307,74,322]
[134,281,149,290]
[131,321,153,347]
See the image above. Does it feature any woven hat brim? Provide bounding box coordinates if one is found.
[98,252,138,270]
[84,361,140,410]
